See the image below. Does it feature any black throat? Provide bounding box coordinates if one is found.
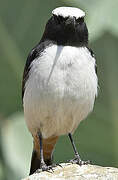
[40,16,88,47]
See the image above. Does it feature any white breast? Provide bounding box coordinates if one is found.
[23,45,98,138]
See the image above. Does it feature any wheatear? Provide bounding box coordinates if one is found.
[22,7,98,175]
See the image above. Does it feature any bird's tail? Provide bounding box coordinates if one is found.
[29,135,58,175]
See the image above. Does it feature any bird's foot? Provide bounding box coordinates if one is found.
[35,163,62,173]
[68,154,91,166]
[35,162,54,173]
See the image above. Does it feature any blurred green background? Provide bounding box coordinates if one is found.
[0,0,118,179]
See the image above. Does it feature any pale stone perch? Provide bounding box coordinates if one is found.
[22,163,118,180]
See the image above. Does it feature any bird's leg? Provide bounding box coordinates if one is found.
[35,134,60,173]
[36,132,53,172]
[39,132,47,170]
[68,133,90,165]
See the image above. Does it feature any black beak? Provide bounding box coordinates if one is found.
[66,17,76,29]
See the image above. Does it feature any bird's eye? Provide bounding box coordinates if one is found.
[53,15,60,24]
[53,15,67,24]
[76,17,84,24]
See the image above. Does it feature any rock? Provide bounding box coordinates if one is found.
[22,163,118,180]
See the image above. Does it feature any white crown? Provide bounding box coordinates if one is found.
[52,7,85,19]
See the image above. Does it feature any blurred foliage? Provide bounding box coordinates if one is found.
[0,0,118,179]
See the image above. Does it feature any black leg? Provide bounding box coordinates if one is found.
[38,132,45,167]
[37,132,53,172]
[68,133,80,157]
[68,133,90,165]
[36,132,57,173]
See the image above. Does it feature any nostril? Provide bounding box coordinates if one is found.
[66,18,72,25]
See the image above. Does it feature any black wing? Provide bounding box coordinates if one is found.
[22,41,51,100]
[87,47,97,74]
[22,48,37,100]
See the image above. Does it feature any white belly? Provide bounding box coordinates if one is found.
[23,45,98,138]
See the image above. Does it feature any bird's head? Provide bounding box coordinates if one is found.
[41,7,88,47]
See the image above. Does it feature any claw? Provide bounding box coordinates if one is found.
[35,163,54,174]
[35,163,62,174]
[78,159,90,166]
[67,156,91,166]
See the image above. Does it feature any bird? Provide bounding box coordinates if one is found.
[22,6,98,175]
